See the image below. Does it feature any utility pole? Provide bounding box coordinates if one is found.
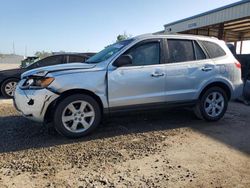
[25,45,27,57]
[12,41,15,54]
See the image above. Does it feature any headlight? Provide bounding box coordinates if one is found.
[23,77,54,89]
[26,78,34,86]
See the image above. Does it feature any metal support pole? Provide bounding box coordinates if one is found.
[195,29,198,35]
[234,41,238,52]
[218,23,224,40]
[234,41,237,47]
[240,41,243,54]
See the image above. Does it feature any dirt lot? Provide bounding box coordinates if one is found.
[0,63,19,71]
[0,100,249,188]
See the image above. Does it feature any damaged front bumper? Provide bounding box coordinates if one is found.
[14,81,59,122]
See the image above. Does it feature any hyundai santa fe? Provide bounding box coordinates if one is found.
[13,34,243,138]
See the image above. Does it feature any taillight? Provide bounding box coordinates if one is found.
[235,61,241,69]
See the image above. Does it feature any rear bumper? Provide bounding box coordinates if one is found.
[14,83,59,122]
[231,81,244,100]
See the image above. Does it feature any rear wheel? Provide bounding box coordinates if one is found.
[1,78,19,98]
[194,87,228,121]
[53,94,101,138]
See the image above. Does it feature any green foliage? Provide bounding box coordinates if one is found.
[105,32,132,48]
[35,51,52,59]
[116,32,131,42]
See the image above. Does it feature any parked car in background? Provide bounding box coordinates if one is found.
[0,53,95,98]
[14,34,243,138]
[20,56,39,68]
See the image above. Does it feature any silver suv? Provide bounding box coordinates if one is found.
[14,34,243,138]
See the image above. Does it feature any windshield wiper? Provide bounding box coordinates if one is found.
[85,61,99,64]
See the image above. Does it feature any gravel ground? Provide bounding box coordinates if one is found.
[0,100,249,188]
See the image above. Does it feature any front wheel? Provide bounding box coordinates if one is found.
[53,94,101,138]
[194,87,228,121]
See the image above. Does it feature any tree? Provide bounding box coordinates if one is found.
[34,51,52,59]
[116,32,131,42]
[105,32,132,48]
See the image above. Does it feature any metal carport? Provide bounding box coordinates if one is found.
[160,0,250,54]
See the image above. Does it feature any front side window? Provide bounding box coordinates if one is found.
[168,39,195,63]
[26,58,41,69]
[125,42,160,66]
[201,41,226,58]
[86,39,133,64]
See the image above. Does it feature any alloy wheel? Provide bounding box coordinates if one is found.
[62,100,95,133]
[5,81,17,97]
[204,91,225,117]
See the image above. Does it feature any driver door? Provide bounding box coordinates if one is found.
[108,39,166,108]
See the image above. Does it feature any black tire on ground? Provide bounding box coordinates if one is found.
[44,122,58,136]
[194,87,228,121]
[53,94,102,138]
[243,80,250,101]
[0,78,19,98]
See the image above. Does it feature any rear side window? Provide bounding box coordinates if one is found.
[201,41,226,58]
[194,42,206,60]
[37,56,63,67]
[68,55,86,63]
[168,39,195,63]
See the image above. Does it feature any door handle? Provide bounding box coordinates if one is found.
[201,66,213,72]
[151,72,165,77]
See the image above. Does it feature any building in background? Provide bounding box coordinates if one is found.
[157,0,250,54]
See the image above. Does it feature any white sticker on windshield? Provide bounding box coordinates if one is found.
[113,44,124,48]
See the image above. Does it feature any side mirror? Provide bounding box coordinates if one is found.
[113,55,132,67]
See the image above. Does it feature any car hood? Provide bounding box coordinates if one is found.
[0,68,24,74]
[21,63,96,79]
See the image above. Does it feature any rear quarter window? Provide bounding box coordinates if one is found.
[201,41,226,58]
[193,41,206,60]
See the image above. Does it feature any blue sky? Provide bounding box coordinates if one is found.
[0,0,241,55]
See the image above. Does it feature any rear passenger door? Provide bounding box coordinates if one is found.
[164,38,215,102]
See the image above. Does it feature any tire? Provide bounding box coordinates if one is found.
[1,78,19,98]
[53,94,101,138]
[194,87,228,121]
[243,80,250,101]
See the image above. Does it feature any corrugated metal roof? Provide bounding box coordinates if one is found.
[164,0,250,27]
[161,0,250,42]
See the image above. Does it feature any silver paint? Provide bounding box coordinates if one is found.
[14,81,59,122]
[14,34,243,123]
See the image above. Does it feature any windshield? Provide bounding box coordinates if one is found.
[86,39,133,63]
[23,58,41,68]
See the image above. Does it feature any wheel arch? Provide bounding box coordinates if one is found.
[44,89,104,123]
[198,81,232,100]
